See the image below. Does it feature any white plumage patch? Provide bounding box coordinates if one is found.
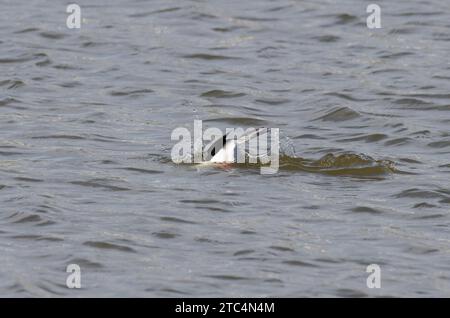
[210,140,236,163]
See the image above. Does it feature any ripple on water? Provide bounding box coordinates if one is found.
[0,79,25,89]
[13,27,40,34]
[350,206,384,215]
[2,211,55,227]
[0,97,22,107]
[83,241,136,253]
[384,137,413,146]
[428,140,450,149]
[121,167,164,174]
[314,107,361,122]
[206,275,251,281]
[38,31,67,40]
[200,90,246,98]
[14,177,44,183]
[233,249,255,256]
[336,133,388,143]
[335,289,368,298]
[182,54,241,60]
[160,216,197,224]
[31,135,85,140]
[109,88,154,97]
[0,55,33,64]
[311,35,341,43]
[282,260,319,268]
[294,134,326,141]
[394,188,448,200]
[128,7,181,18]
[152,231,180,239]
[269,245,295,252]
[203,117,268,126]
[70,179,130,192]
[254,98,290,105]
[179,198,230,213]
[9,234,63,242]
[67,258,104,269]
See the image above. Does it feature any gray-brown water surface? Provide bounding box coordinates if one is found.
[1,0,450,297]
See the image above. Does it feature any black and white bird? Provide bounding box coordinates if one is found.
[203,128,269,164]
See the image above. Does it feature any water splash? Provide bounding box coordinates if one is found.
[278,153,396,176]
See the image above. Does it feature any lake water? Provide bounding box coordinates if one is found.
[1,0,449,297]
